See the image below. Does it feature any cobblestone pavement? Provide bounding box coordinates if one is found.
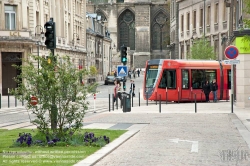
[83,113,250,166]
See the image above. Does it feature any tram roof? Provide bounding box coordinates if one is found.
[148,59,229,68]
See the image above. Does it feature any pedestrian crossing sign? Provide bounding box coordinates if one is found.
[117,65,128,77]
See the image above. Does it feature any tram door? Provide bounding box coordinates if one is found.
[181,69,190,100]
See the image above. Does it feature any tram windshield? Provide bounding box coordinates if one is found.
[145,65,160,88]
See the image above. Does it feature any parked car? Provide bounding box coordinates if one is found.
[115,76,127,82]
[104,75,115,85]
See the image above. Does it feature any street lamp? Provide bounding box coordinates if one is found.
[35,25,45,73]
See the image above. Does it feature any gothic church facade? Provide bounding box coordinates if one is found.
[87,0,170,69]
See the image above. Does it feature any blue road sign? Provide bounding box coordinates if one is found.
[117,65,128,77]
[224,45,239,59]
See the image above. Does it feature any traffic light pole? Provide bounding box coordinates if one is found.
[50,48,57,131]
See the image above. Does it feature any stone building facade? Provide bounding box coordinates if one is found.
[170,0,244,60]
[0,0,111,95]
[87,0,170,70]
[86,12,112,80]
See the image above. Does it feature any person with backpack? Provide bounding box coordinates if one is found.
[211,79,218,102]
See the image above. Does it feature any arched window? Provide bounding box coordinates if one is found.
[152,11,169,50]
[118,9,135,50]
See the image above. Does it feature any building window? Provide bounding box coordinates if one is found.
[118,9,135,50]
[200,8,203,28]
[215,3,219,23]
[5,5,16,30]
[181,15,184,32]
[152,11,169,50]
[207,6,211,25]
[187,13,190,30]
[193,10,196,29]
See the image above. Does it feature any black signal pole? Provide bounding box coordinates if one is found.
[45,17,57,131]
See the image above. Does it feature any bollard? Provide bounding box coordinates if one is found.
[195,93,197,113]
[156,92,157,105]
[178,87,180,104]
[159,94,161,113]
[231,94,233,113]
[116,95,118,110]
[166,87,168,104]
[109,93,110,112]
[22,94,24,106]
[132,93,133,107]
[146,91,148,106]
[112,94,114,111]
[139,91,140,107]
[0,93,1,109]
[226,89,228,102]
[8,88,10,108]
[15,96,17,107]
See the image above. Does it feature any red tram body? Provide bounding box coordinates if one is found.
[143,59,234,102]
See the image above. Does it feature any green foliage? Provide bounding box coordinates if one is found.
[188,36,216,60]
[243,0,250,28]
[11,54,96,138]
[89,66,98,76]
[0,129,126,166]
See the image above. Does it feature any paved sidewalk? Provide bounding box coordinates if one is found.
[1,99,250,166]
[75,101,250,166]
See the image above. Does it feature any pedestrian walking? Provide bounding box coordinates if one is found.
[202,80,211,102]
[114,80,122,103]
[133,69,136,79]
[211,79,218,102]
[137,69,140,77]
[130,80,135,97]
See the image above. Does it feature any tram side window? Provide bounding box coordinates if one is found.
[205,70,216,83]
[191,69,216,89]
[191,70,204,89]
[228,70,231,89]
[158,69,176,89]
[182,69,189,89]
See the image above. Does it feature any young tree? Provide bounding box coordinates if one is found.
[243,0,250,27]
[188,36,216,60]
[12,54,97,138]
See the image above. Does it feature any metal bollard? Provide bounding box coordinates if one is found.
[22,94,24,106]
[116,95,118,110]
[132,93,133,107]
[156,92,157,105]
[146,91,148,106]
[15,96,17,107]
[109,93,110,112]
[166,88,168,104]
[231,94,233,113]
[8,88,10,108]
[194,93,197,112]
[139,91,140,107]
[178,87,180,104]
[226,89,228,102]
[159,94,161,113]
[112,94,114,111]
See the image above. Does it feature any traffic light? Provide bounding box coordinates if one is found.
[44,19,56,49]
[123,81,126,91]
[120,46,127,65]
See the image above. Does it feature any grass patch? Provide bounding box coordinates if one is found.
[0,128,126,166]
